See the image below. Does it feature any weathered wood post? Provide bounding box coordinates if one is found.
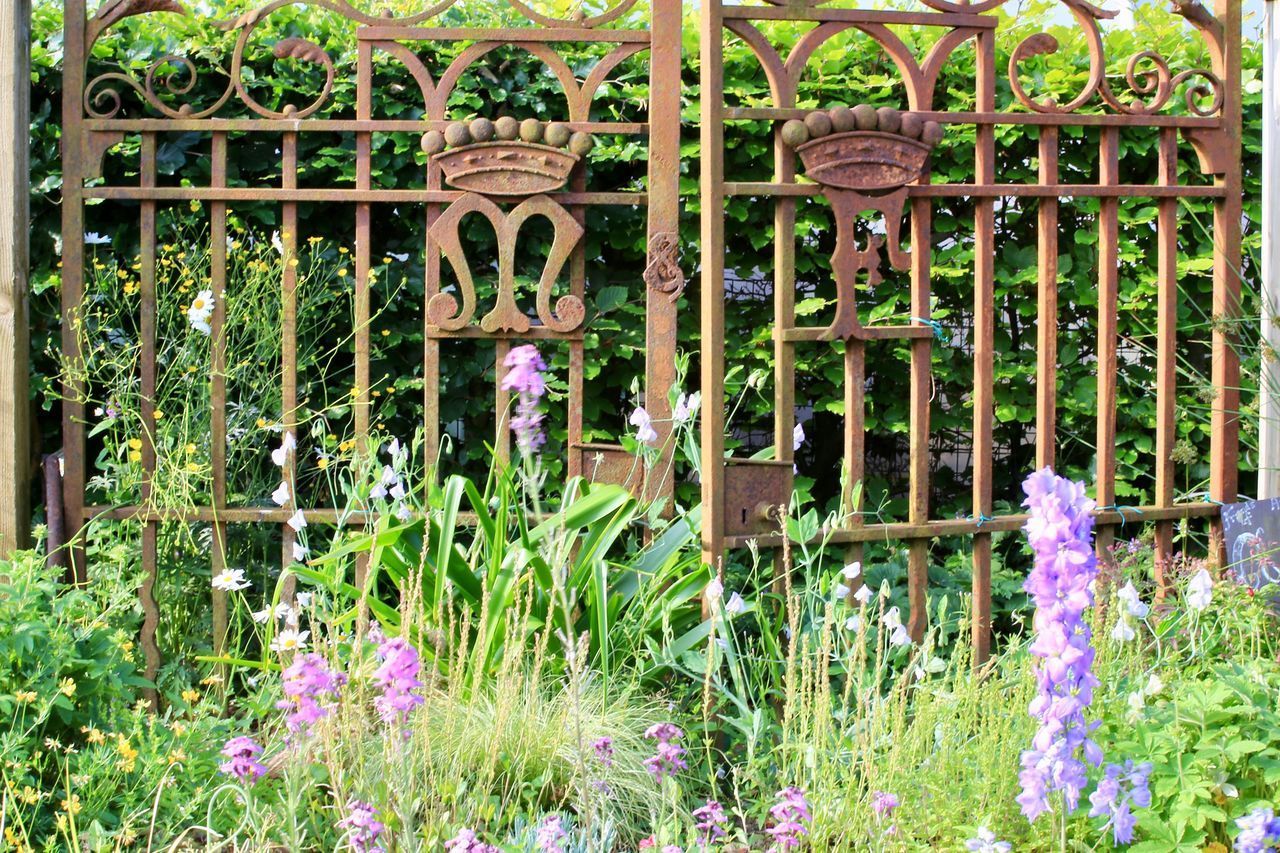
[0,0,32,557]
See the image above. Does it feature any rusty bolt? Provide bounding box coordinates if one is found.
[899,112,924,139]
[852,103,878,130]
[804,110,833,138]
[421,130,446,156]
[494,116,519,141]
[829,105,856,133]
[469,117,495,143]
[780,119,810,147]
[544,122,572,148]
[444,122,471,147]
[876,107,902,134]
[519,118,543,143]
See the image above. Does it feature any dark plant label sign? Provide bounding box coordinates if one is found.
[1221,499,1280,591]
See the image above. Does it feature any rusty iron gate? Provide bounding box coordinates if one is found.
[61,0,682,680]
[60,0,1244,671]
[697,0,1243,659]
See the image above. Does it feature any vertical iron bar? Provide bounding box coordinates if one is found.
[1154,128,1178,599]
[1096,127,1120,569]
[210,132,229,661]
[138,133,161,701]
[1209,0,1243,558]
[699,0,727,579]
[968,31,997,660]
[1036,126,1059,471]
[60,0,87,583]
[280,131,299,595]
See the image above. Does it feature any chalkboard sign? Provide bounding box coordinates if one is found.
[1220,499,1280,591]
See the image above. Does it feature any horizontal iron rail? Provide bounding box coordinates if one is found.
[721,5,996,27]
[86,119,649,135]
[723,108,1220,128]
[82,188,646,205]
[723,182,1226,198]
[357,26,653,42]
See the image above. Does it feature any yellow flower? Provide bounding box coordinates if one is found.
[256,417,268,429]
[381,329,390,337]
[115,736,138,772]
[338,246,349,255]
[83,727,106,745]
[173,722,188,737]
[317,457,329,470]
[200,674,224,686]
[185,462,200,473]
[153,410,164,420]
[58,678,76,697]
[119,639,134,653]
[128,451,142,463]
[185,444,197,455]
[337,268,349,278]
[18,786,39,805]
[181,688,199,704]
[289,258,300,268]
[308,235,322,244]
[167,749,187,765]
[61,794,81,815]
[127,438,143,451]
[15,689,36,703]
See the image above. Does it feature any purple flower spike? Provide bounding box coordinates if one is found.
[338,799,385,853]
[1016,468,1104,823]
[371,629,425,729]
[766,787,811,851]
[276,652,346,734]
[693,799,729,847]
[1088,761,1152,844]
[535,814,568,853]
[444,828,499,853]
[1235,807,1280,853]
[643,723,687,782]
[871,791,899,817]
[501,345,548,455]
[218,736,267,783]
[592,736,614,768]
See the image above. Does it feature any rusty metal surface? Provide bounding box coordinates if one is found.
[59,0,1244,669]
[699,0,1242,663]
[60,0,686,674]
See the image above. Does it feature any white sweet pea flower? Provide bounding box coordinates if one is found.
[271,432,296,467]
[387,251,410,263]
[882,606,911,647]
[853,585,872,605]
[1127,689,1146,718]
[629,407,658,445]
[793,421,805,451]
[725,592,746,615]
[841,561,861,580]
[295,592,312,608]
[1145,673,1163,695]
[673,391,701,423]
[271,480,290,506]
[1117,582,1150,619]
[211,568,250,591]
[1186,568,1213,611]
[271,230,284,255]
[286,509,307,531]
[833,583,851,600]
[1111,616,1136,643]
[844,615,863,632]
[706,578,724,602]
[291,541,308,563]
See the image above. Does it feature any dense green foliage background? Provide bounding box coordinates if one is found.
[26,0,1263,523]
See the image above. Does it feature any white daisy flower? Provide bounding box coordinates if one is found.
[212,568,250,591]
[269,628,309,653]
[187,289,215,336]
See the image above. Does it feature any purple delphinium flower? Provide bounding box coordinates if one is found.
[1087,760,1152,844]
[766,787,811,851]
[535,814,568,853]
[662,846,682,853]
[370,628,425,728]
[1016,468,1105,822]
[276,652,346,734]
[1235,807,1280,853]
[643,723,687,782]
[444,828,499,853]
[501,344,548,455]
[337,799,385,853]
[218,736,267,783]
[871,790,899,817]
[693,799,728,847]
[592,735,614,768]
[964,826,1012,853]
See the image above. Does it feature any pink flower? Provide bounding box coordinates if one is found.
[338,799,385,853]
[276,652,346,734]
[370,628,424,728]
[218,736,267,783]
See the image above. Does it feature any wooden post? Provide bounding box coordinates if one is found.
[0,0,32,557]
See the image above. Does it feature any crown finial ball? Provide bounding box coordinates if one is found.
[803,111,833,138]
[780,119,810,147]
[444,122,472,147]
[921,120,944,146]
[899,112,924,139]
[494,116,520,141]
[519,118,543,143]
[469,117,495,143]
[876,107,902,134]
[829,105,856,133]
[852,104,878,131]
[421,130,446,155]
[544,122,572,148]
[569,132,594,156]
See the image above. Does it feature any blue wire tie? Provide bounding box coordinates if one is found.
[972,512,996,529]
[1098,504,1144,526]
[911,316,947,342]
